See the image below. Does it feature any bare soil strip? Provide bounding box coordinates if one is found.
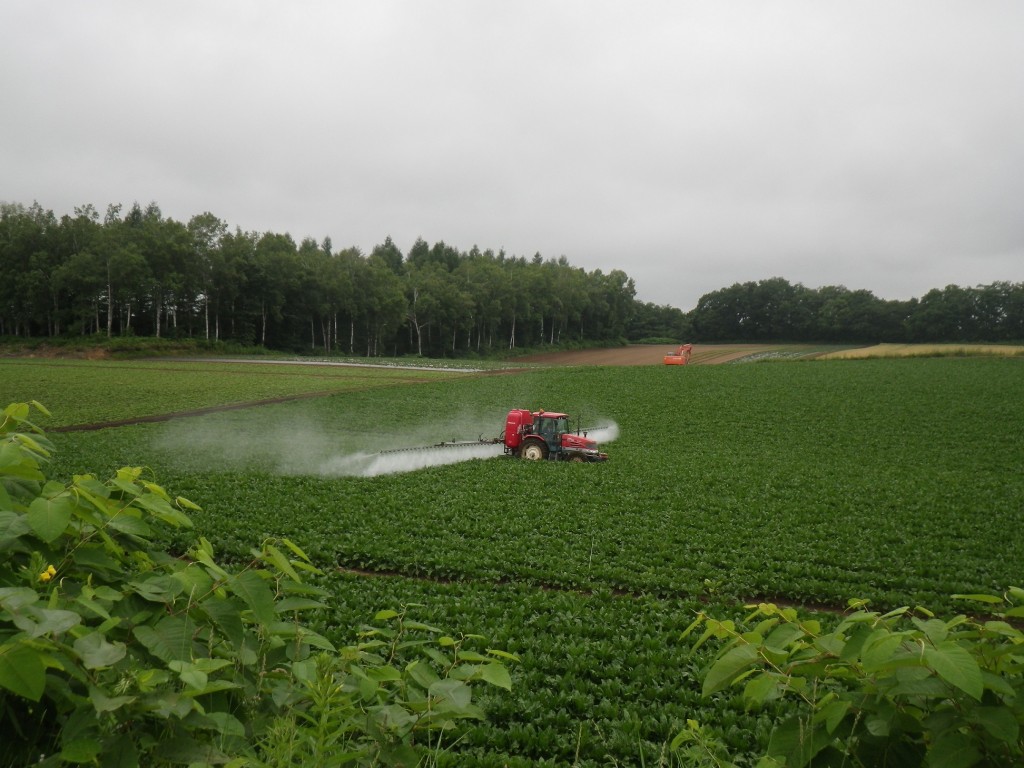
[150,356,487,373]
[511,344,796,366]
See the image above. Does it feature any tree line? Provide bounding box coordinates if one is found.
[0,201,665,356]
[688,277,1024,344]
[2,201,1020,353]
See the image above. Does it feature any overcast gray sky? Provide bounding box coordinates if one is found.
[3,2,1022,310]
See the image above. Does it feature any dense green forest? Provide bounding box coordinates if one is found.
[0,201,676,355]
[2,201,1021,354]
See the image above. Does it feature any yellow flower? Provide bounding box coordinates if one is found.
[38,565,56,582]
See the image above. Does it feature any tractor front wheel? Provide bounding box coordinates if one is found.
[521,442,547,461]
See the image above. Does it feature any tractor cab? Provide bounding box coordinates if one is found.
[534,413,570,444]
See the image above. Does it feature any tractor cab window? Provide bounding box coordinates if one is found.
[537,416,568,437]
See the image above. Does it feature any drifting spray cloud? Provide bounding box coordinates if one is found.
[155,414,619,478]
[584,422,620,444]
[318,443,507,477]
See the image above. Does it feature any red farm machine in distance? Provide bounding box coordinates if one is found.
[664,344,693,365]
[501,409,608,462]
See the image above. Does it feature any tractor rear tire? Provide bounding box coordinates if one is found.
[521,442,547,461]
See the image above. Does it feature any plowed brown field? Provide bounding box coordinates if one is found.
[511,344,815,366]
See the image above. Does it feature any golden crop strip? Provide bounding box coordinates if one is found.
[819,343,1024,360]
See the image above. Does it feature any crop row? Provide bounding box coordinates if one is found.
[309,571,780,766]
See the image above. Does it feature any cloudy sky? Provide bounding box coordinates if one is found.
[3,2,1022,310]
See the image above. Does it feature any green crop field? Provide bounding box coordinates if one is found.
[18,356,1024,765]
[0,358,464,427]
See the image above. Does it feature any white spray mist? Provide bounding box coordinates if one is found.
[155,414,619,478]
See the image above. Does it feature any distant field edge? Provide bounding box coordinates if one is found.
[511,344,857,365]
[511,342,1024,365]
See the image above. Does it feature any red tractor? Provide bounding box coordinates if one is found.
[501,409,608,462]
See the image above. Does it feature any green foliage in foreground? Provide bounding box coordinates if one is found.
[314,572,782,766]
[687,595,1024,766]
[0,402,512,767]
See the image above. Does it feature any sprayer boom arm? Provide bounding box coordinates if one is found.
[380,438,501,455]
